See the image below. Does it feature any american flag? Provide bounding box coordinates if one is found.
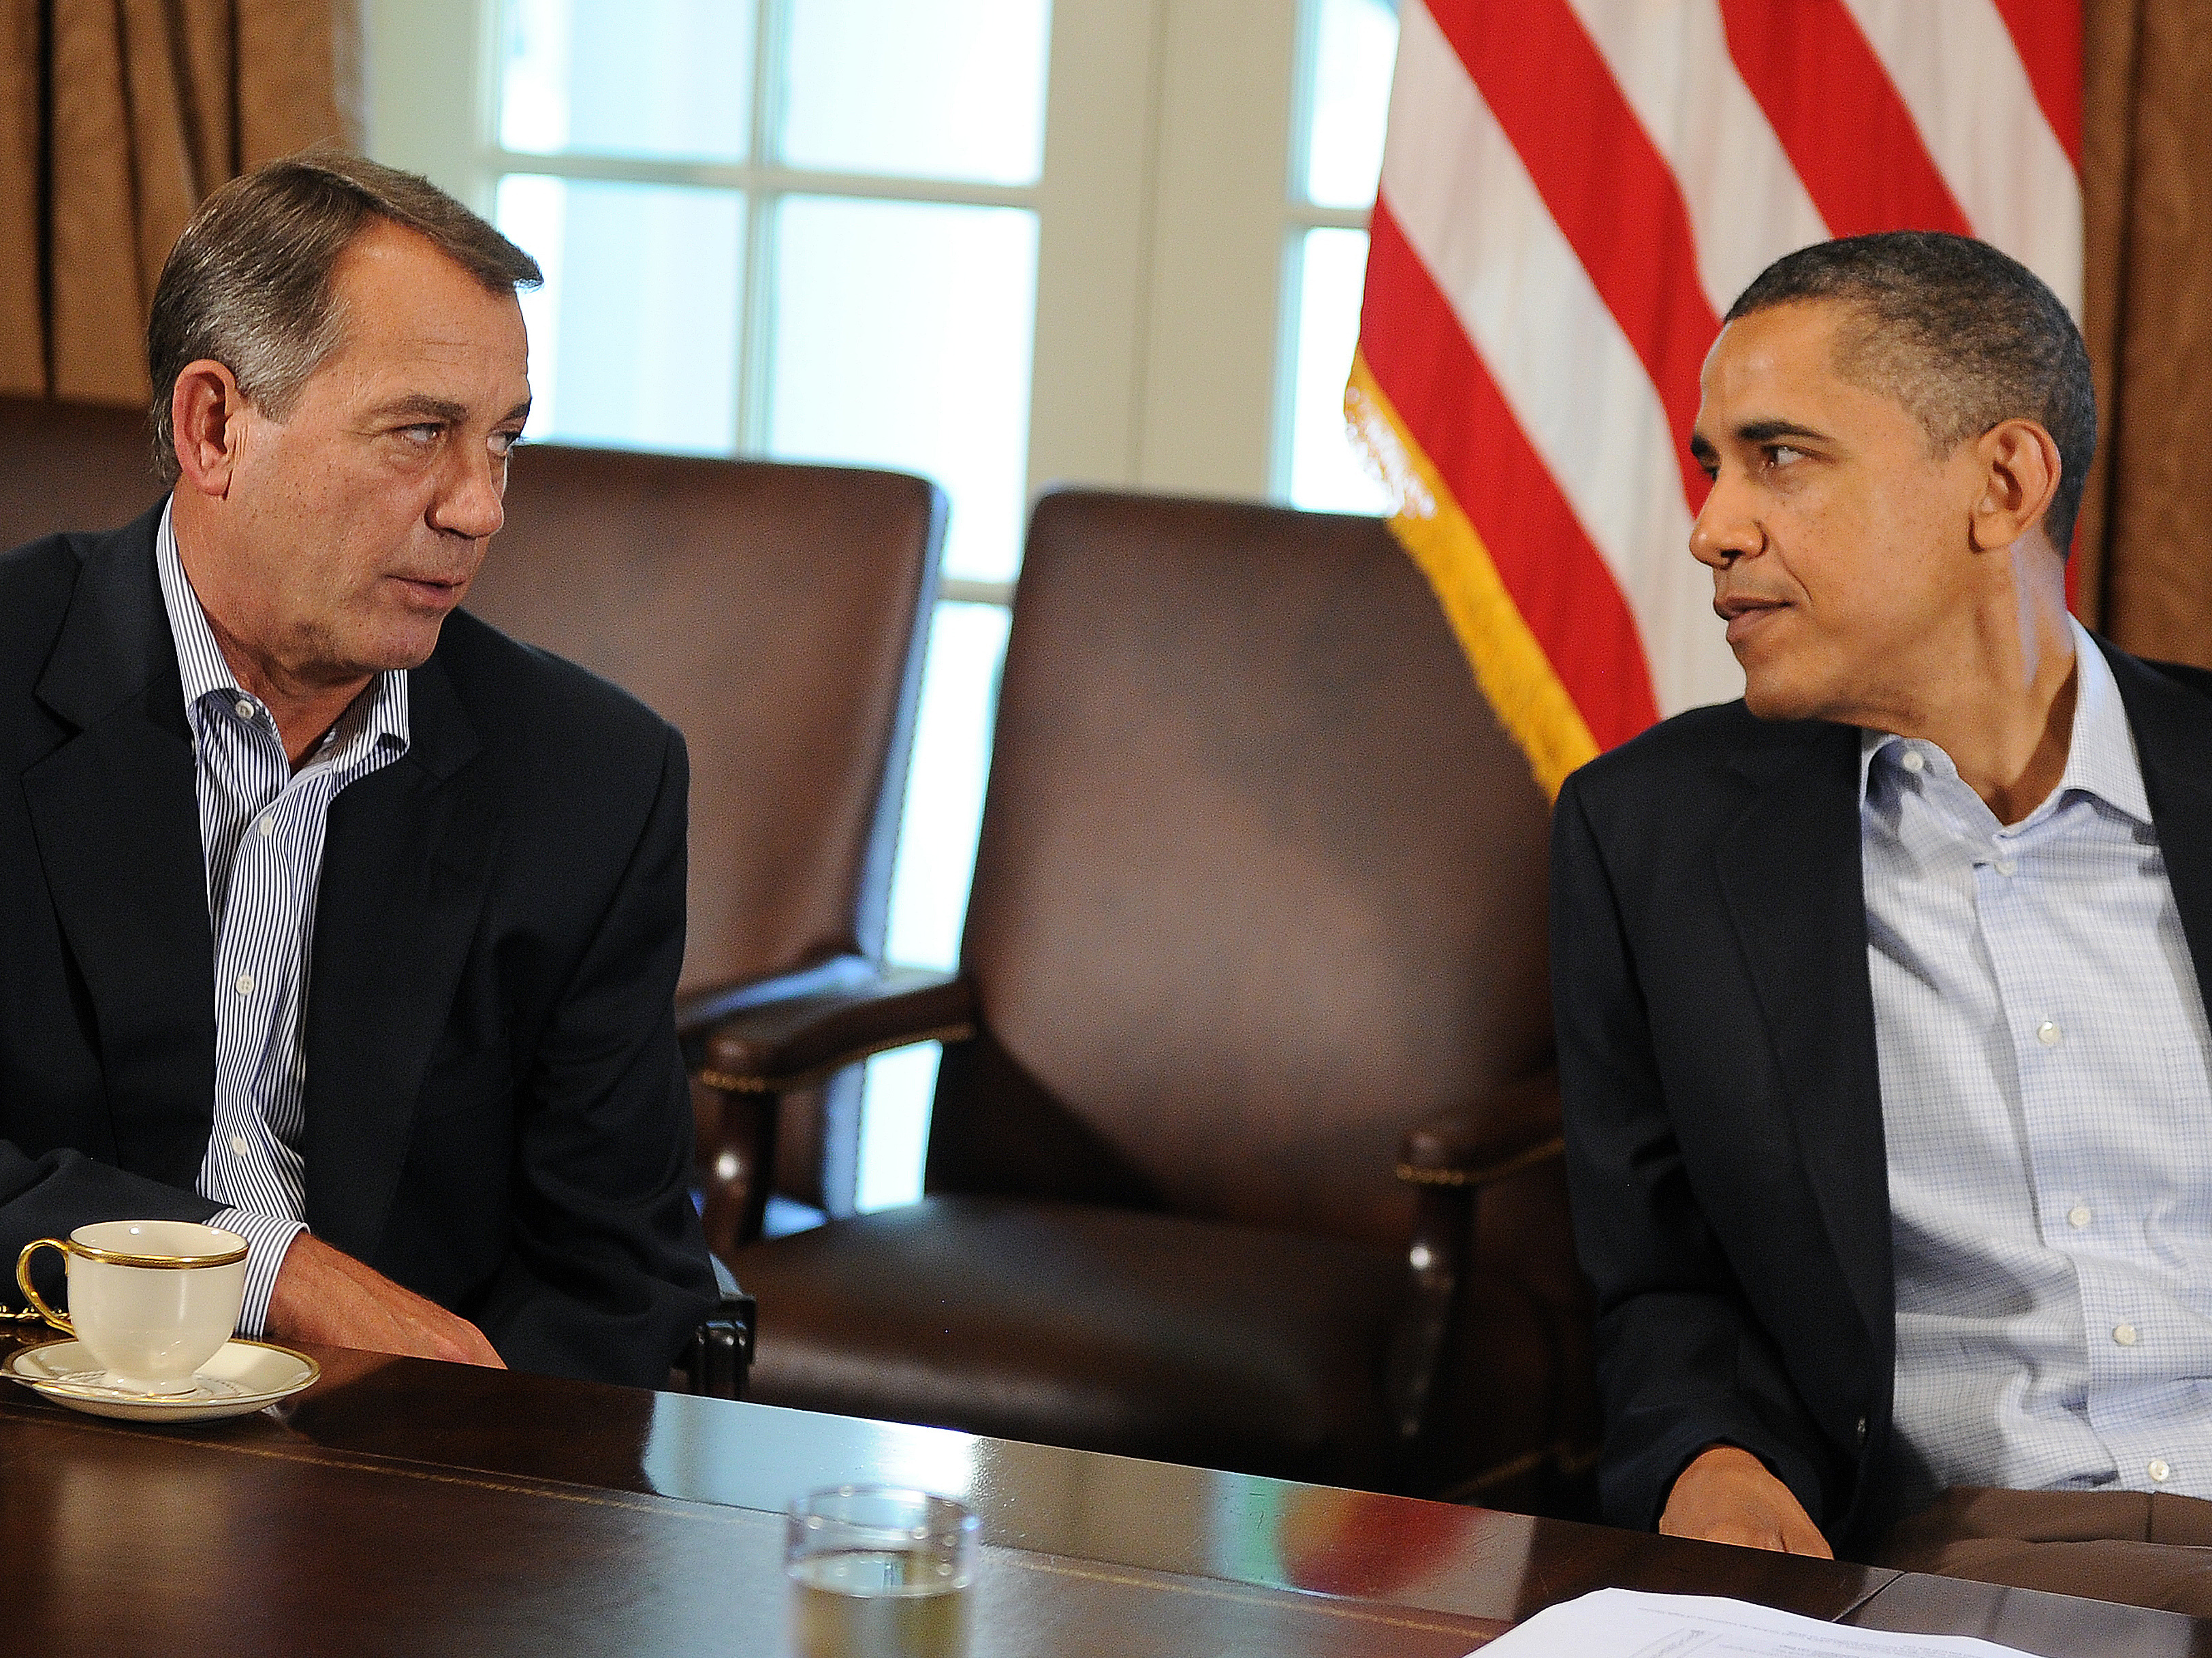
[1350,0,2083,797]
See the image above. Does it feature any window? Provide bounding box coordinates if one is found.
[364,0,1399,1209]
[1282,0,1397,515]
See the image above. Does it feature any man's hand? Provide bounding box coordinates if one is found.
[1660,1445,1833,1557]
[264,1232,505,1369]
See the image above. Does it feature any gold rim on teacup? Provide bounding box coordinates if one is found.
[13,1228,249,1335]
[31,1237,248,1271]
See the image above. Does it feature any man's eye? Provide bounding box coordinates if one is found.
[1767,444,1804,468]
[399,424,441,446]
[489,430,523,458]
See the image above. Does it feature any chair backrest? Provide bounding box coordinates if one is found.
[467,444,943,998]
[0,397,165,547]
[0,398,944,1000]
[928,490,1554,1255]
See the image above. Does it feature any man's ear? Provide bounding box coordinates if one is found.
[170,361,251,498]
[1968,417,2061,555]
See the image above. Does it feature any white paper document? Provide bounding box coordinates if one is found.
[1468,1589,2036,1658]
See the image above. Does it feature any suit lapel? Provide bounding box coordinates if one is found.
[2105,640,2212,1003]
[301,652,503,1258]
[1714,722,1892,1348]
[19,509,217,1186]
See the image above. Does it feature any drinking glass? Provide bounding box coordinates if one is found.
[785,1485,977,1658]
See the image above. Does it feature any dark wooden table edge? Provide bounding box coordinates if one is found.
[0,1386,1515,1646]
[1834,1570,1907,1619]
[0,1369,1873,1638]
[24,1348,2192,1653]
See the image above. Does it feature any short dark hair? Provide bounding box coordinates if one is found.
[146,148,541,483]
[1726,231,2094,554]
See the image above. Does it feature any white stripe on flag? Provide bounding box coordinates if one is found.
[1566,0,1833,315]
[1841,0,2084,315]
[1383,0,1743,716]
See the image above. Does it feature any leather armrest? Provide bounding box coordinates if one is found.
[676,955,889,1044]
[1395,1066,1563,1189]
[696,967,976,1094]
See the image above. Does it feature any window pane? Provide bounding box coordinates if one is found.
[1287,228,1389,514]
[495,175,744,454]
[769,197,1038,581]
[857,600,1012,1212]
[1302,0,1397,210]
[499,0,754,163]
[857,1042,942,1211]
[780,0,1051,187]
[883,602,1010,971]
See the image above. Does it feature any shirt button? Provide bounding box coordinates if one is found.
[2115,1322,2140,1347]
[230,1134,250,1155]
[1901,749,1926,774]
[2038,1021,2063,1047]
[233,698,254,719]
[234,972,255,997]
[258,816,276,837]
[2068,1204,2092,1229]
[1994,857,2018,876]
[2151,1459,2173,1483]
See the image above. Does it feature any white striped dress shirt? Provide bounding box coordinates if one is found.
[1865,620,2212,1510]
[155,503,410,1335]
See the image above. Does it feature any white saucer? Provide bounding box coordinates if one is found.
[3,1338,320,1422]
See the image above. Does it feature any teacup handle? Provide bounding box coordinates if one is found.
[14,1240,74,1333]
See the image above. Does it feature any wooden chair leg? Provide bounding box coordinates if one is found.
[691,1076,781,1257]
[1385,1181,1475,1448]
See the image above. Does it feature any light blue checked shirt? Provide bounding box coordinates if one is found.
[155,502,411,1336]
[1865,618,2212,1510]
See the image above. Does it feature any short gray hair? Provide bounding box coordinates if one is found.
[1726,232,2095,554]
[146,148,541,483]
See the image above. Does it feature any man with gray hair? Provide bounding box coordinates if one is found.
[0,150,716,1384]
[1557,230,2212,1611]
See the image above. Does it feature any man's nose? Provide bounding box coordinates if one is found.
[1689,473,1759,570]
[432,445,507,541]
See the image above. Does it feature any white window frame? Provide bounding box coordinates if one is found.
[364,0,1363,532]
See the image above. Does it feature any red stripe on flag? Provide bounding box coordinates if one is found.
[1992,0,2084,611]
[1363,201,1662,748]
[1990,0,2083,172]
[1427,0,1717,517]
[1719,0,1974,239]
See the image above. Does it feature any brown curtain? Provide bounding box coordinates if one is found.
[2081,0,2212,665]
[0,0,362,408]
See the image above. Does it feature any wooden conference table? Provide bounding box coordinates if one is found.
[2,1339,2206,1656]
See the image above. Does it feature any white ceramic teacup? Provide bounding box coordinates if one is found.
[14,1221,247,1396]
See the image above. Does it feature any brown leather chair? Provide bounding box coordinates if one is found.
[700,489,1597,1502]
[0,398,170,545]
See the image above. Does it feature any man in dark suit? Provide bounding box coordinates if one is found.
[1556,231,2212,1610]
[0,150,716,1386]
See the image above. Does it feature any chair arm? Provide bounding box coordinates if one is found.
[675,954,888,1046]
[1395,1067,1564,1190]
[695,967,976,1095]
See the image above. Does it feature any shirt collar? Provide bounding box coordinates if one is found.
[155,498,411,761]
[1856,616,2149,824]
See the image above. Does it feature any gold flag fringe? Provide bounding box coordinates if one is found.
[1344,349,1597,801]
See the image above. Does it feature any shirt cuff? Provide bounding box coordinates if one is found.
[206,1208,307,1339]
